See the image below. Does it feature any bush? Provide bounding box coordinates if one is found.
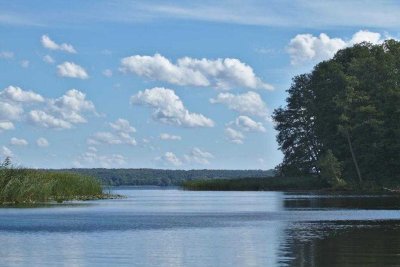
[318,150,347,189]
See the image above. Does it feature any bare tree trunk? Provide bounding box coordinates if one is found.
[345,129,362,183]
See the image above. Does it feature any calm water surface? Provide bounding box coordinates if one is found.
[1,188,400,267]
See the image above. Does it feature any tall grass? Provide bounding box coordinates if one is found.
[0,158,103,204]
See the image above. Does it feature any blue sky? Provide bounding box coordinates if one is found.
[0,0,399,169]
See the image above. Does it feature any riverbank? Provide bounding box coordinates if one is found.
[0,166,114,205]
[182,176,396,193]
[182,176,329,191]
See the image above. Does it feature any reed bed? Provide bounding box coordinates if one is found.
[0,158,104,204]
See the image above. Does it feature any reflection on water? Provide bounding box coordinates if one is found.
[1,188,400,266]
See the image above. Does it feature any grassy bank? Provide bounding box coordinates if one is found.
[182,176,329,191]
[0,162,110,204]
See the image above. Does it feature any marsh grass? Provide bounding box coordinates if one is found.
[0,158,104,204]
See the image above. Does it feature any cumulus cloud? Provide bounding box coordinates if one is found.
[157,147,214,167]
[36,137,49,147]
[28,89,95,129]
[49,89,95,124]
[43,55,55,64]
[0,102,24,121]
[10,137,28,146]
[41,35,76,53]
[160,133,181,141]
[224,116,266,145]
[0,86,95,130]
[161,152,182,167]
[28,110,72,129]
[88,118,137,146]
[131,87,214,128]
[0,86,44,103]
[229,115,266,132]
[110,118,136,133]
[287,30,387,65]
[57,62,89,79]
[184,147,214,164]
[210,91,269,119]
[0,86,44,126]
[225,127,245,144]
[121,53,272,90]
[0,121,14,132]
[75,150,126,168]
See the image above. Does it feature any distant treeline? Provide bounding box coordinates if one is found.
[51,169,275,186]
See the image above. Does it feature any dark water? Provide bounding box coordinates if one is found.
[1,188,400,266]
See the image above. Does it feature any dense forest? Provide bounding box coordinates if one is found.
[273,40,400,188]
[54,168,275,186]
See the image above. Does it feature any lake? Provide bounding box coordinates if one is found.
[1,187,400,267]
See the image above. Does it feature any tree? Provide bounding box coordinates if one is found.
[273,74,320,176]
[274,40,400,186]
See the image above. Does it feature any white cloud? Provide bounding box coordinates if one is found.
[110,118,136,133]
[41,35,76,53]
[0,51,14,59]
[229,115,266,132]
[0,86,95,130]
[287,30,387,65]
[49,89,95,124]
[43,55,55,64]
[102,69,113,77]
[10,137,28,146]
[88,118,137,146]
[1,146,13,158]
[20,60,29,68]
[0,102,23,121]
[121,53,272,90]
[28,89,95,129]
[88,132,123,145]
[36,137,49,147]
[160,133,181,141]
[157,147,214,167]
[225,127,244,144]
[210,91,269,119]
[0,121,14,132]
[161,152,182,167]
[131,87,214,128]
[57,62,89,79]
[224,116,266,145]
[0,86,44,103]
[75,150,126,168]
[28,110,72,129]
[0,86,45,127]
[184,147,214,164]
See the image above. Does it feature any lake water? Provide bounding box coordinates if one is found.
[1,188,400,267]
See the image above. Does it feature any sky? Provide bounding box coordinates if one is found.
[0,0,399,169]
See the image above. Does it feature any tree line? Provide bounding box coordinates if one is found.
[273,40,400,188]
[54,168,275,186]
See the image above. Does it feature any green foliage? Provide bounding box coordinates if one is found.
[318,150,346,189]
[51,168,275,186]
[273,40,400,186]
[183,176,328,191]
[0,159,103,204]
